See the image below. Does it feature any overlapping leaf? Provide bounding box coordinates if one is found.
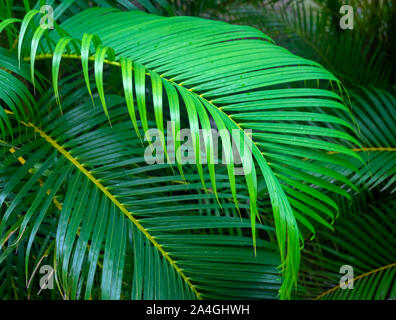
[3,6,363,297]
[0,80,281,300]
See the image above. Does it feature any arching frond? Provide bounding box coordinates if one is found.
[0,79,282,300]
[4,6,364,298]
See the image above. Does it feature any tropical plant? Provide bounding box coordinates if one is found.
[0,0,394,300]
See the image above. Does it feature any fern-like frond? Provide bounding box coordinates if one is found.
[298,195,396,300]
[321,88,396,192]
[0,79,282,300]
[229,1,392,87]
[0,6,364,298]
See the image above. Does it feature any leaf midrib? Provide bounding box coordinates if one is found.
[10,113,202,300]
[314,262,396,300]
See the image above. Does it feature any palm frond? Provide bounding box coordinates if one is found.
[298,194,396,300]
[1,6,365,297]
[0,46,40,141]
[229,1,392,87]
[1,78,282,300]
[322,88,396,192]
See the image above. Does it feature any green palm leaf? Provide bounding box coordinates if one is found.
[321,88,396,192]
[0,47,39,141]
[298,194,396,300]
[1,78,282,300]
[231,1,392,87]
[350,88,396,192]
[2,6,363,298]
